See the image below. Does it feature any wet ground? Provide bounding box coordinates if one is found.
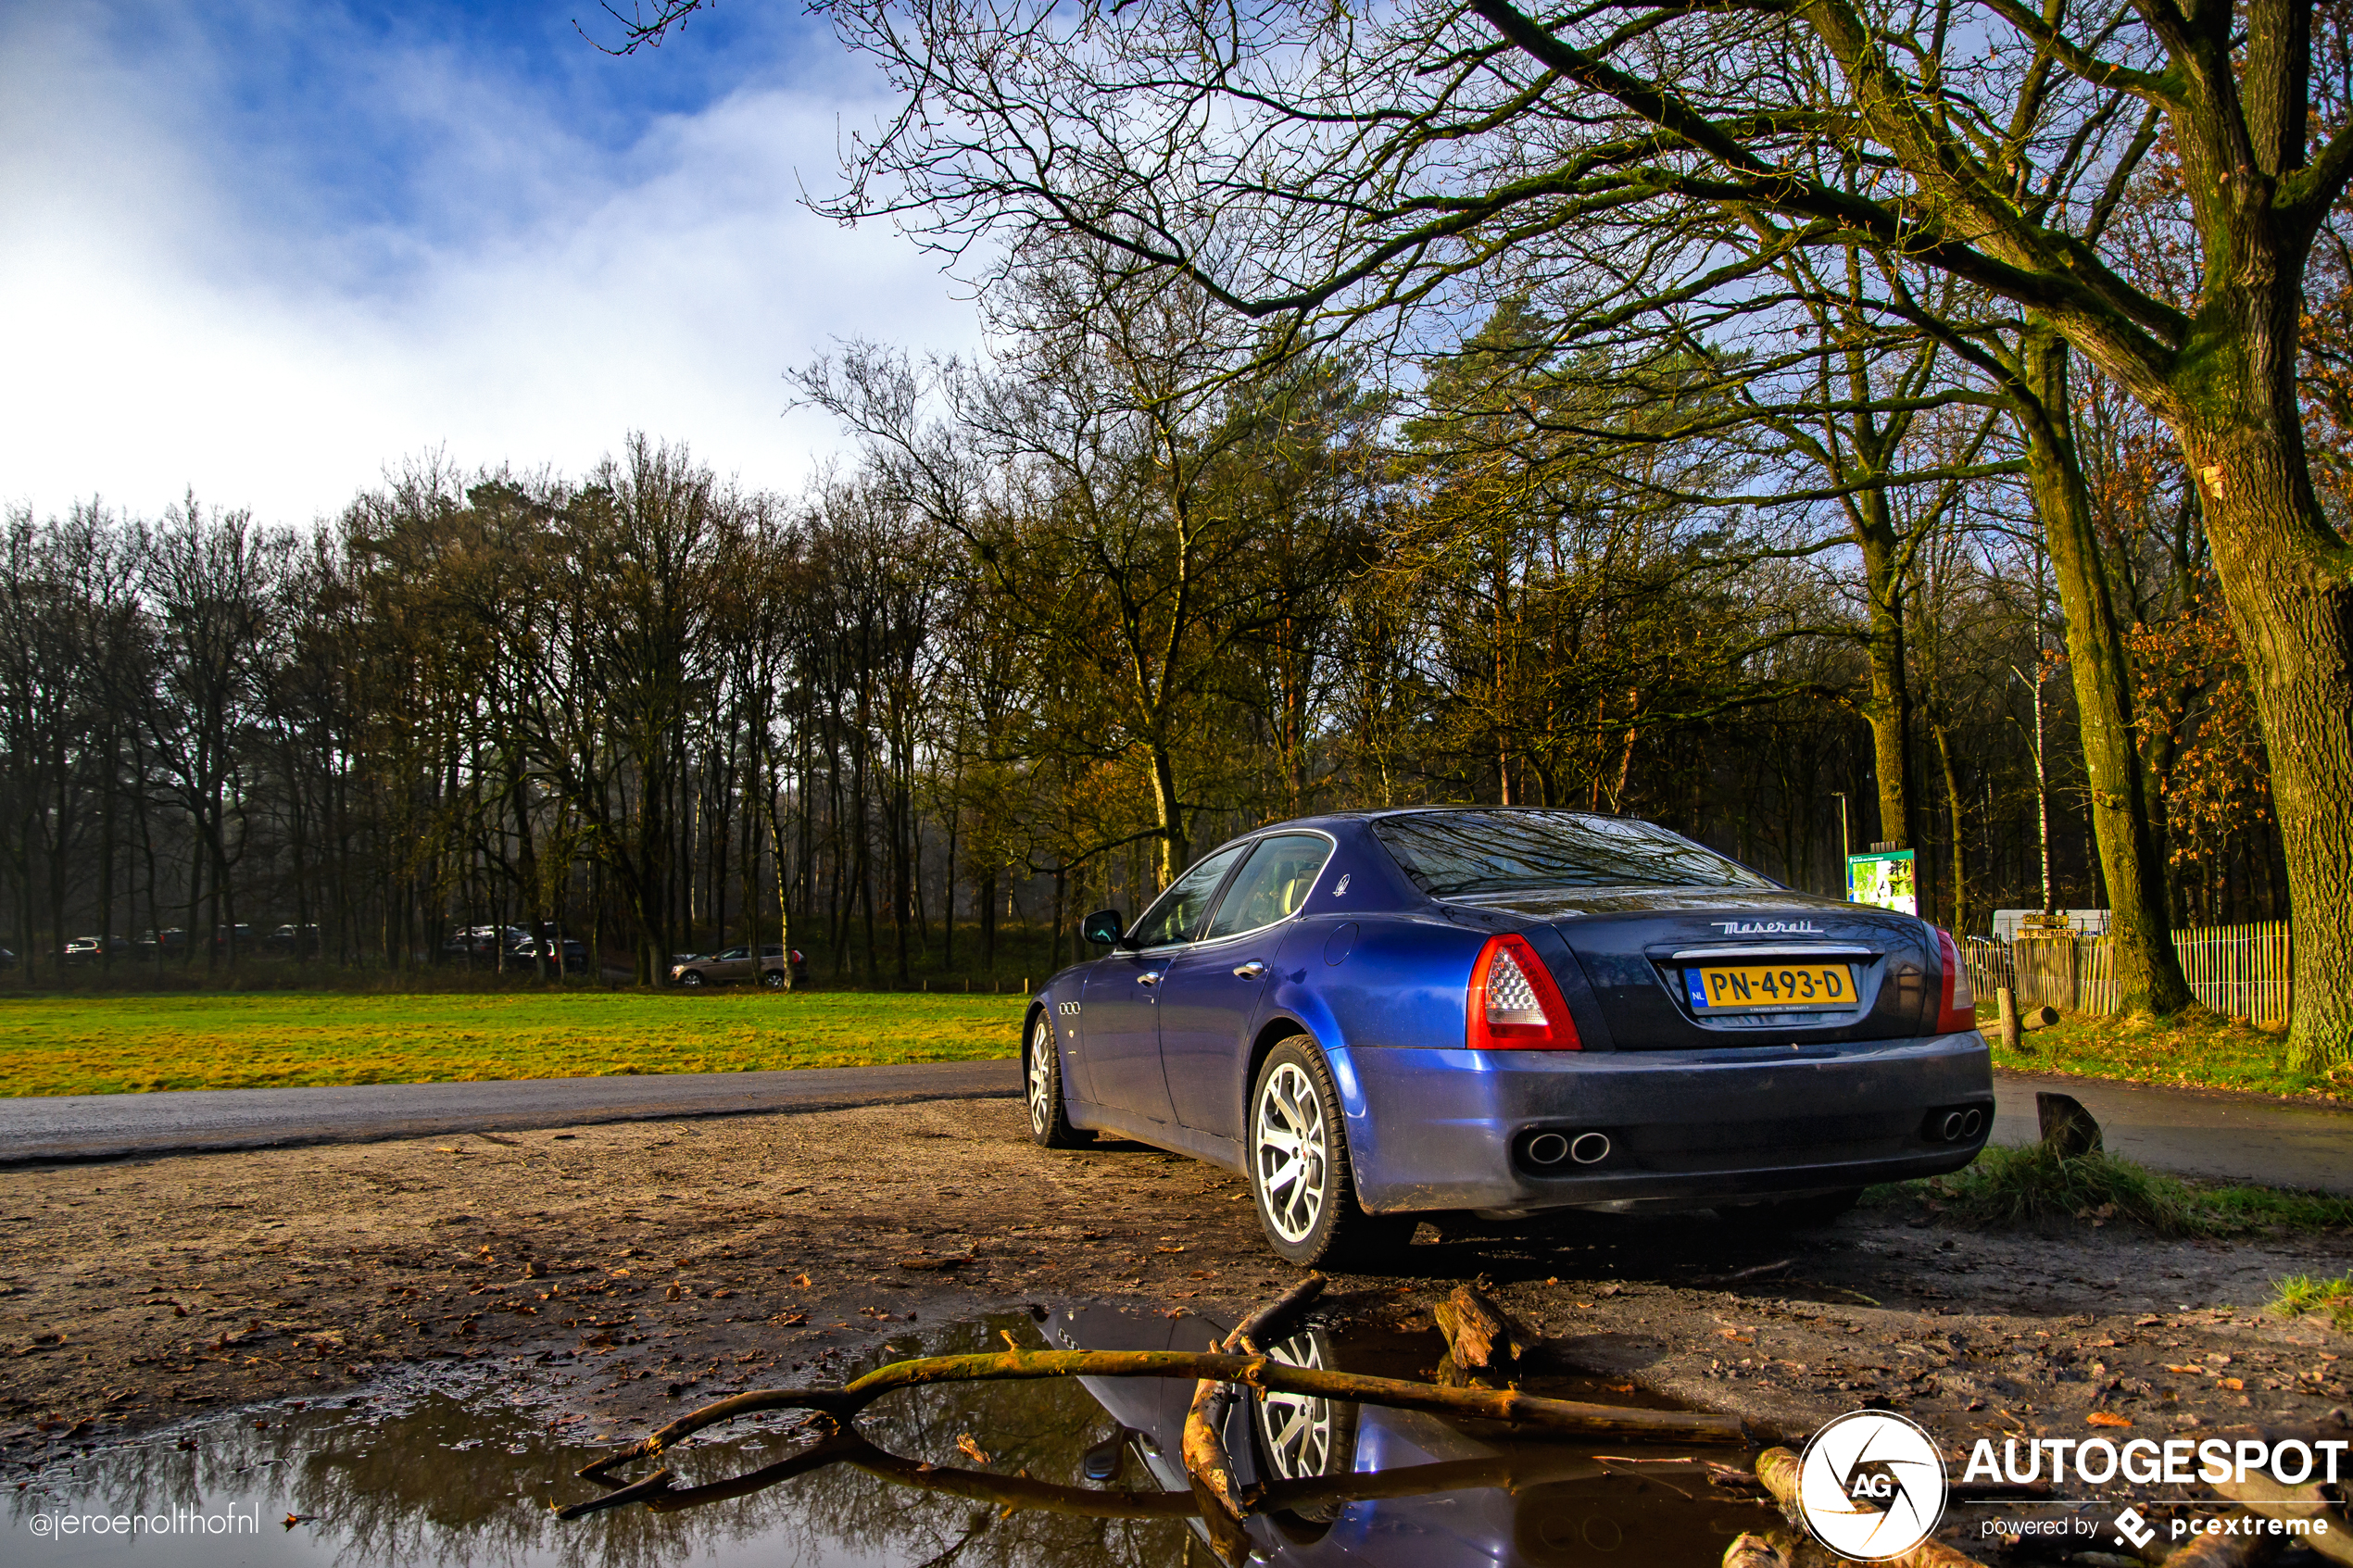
[6,1095,2353,1562]
[13,1306,2350,1568]
[8,1310,1798,1567]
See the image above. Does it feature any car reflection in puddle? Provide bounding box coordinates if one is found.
[1047,1302,1779,1565]
[6,1309,1779,1567]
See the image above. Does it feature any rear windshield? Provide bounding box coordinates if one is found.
[1371,809,1773,897]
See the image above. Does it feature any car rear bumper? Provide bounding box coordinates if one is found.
[1333,1033,1993,1214]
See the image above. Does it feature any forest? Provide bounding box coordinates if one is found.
[0,277,2281,995]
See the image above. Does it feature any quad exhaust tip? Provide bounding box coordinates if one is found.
[1524,1130,1614,1167]
[1938,1108,1986,1142]
[1525,1132,1570,1166]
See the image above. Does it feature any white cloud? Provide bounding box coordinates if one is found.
[0,4,979,525]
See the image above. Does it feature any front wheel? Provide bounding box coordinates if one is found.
[679,971,705,988]
[1026,1012,1089,1148]
[1249,1037,1408,1270]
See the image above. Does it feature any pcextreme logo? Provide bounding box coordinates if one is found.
[1795,1410,1950,1562]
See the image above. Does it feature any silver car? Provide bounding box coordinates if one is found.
[670,944,805,988]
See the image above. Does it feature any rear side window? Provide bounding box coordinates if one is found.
[1372,810,1772,897]
[1204,834,1333,938]
[1128,842,1250,947]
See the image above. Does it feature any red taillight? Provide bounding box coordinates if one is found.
[1466,935,1580,1051]
[1934,927,1977,1034]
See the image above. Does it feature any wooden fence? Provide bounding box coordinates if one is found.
[1960,921,2291,1022]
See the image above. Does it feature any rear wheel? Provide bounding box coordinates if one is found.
[1026,1013,1088,1148]
[761,970,786,989]
[1715,1187,1861,1230]
[1249,1037,1409,1270]
[1250,1327,1360,1533]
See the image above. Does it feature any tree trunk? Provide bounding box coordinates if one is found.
[1149,740,1187,884]
[1854,521,1915,860]
[2018,329,2196,1015]
[1928,706,1968,934]
[980,865,998,977]
[766,758,792,993]
[2178,415,2353,1066]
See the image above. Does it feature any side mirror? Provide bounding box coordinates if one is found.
[1080,909,1126,947]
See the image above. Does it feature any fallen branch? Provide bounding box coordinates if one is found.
[560,1416,1725,1524]
[2207,1469,2353,1565]
[1434,1283,1532,1378]
[1180,1274,1325,1565]
[582,1341,1743,1483]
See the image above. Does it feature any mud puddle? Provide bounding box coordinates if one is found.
[8,1306,1782,1566]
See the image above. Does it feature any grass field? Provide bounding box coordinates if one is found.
[0,990,1028,1097]
[1988,1006,2350,1103]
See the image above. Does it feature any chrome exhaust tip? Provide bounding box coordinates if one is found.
[1961,1108,1984,1139]
[1941,1110,1967,1142]
[1569,1132,1612,1165]
[1525,1132,1571,1166]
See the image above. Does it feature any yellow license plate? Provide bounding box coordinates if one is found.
[1685,963,1856,1012]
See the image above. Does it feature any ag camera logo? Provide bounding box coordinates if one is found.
[1796,1410,1950,1561]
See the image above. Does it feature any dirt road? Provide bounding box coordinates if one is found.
[5,1095,2351,1469]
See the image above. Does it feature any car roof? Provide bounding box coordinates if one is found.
[1239,804,1649,834]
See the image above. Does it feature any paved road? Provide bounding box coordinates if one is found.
[1993,1069,2353,1194]
[3,1060,2345,1190]
[0,1060,1023,1165]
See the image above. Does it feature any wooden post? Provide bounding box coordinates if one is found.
[1996,986,2022,1054]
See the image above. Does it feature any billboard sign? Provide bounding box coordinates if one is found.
[1846,848,1917,916]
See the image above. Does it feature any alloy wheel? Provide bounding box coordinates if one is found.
[1253,1061,1328,1244]
[1027,1017,1054,1135]
[1254,1332,1340,1480]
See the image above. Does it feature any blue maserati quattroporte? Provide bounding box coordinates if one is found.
[1025,808,1991,1266]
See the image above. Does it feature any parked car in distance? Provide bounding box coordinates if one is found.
[263,923,321,957]
[532,935,590,973]
[209,923,255,955]
[61,935,109,964]
[0,947,16,969]
[1026,807,1991,1267]
[669,943,808,988]
[442,924,536,964]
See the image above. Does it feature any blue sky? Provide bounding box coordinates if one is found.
[0,0,981,523]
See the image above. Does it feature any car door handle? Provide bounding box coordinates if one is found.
[1231,960,1266,978]
[1138,971,1163,987]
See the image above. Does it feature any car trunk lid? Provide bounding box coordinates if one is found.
[1450,888,1935,1047]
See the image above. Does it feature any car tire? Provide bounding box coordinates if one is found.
[679,971,704,988]
[1249,1325,1361,1534]
[1026,1011,1089,1148]
[1715,1187,1862,1230]
[1248,1036,1408,1270]
[761,970,786,989]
